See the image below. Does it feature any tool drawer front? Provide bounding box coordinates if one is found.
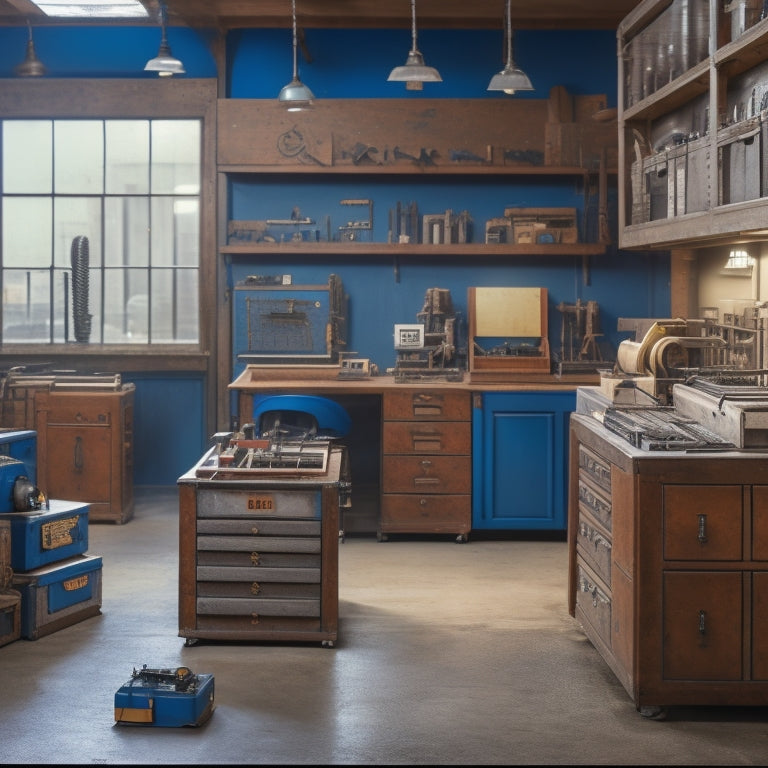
[196,489,321,519]
[381,455,471,494]
[383,390,471,421]
[574,561,611,651]
[380,494,470,532]
[576,511,612,588]
[382,420,471,455]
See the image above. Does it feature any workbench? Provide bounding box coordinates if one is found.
[230,370,590,537]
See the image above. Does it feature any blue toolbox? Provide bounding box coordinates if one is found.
[114,665,215,727]
[13,553,102,640]
[0,429,36,483]
[0,499,89,572]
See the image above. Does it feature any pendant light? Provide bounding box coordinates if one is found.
[487,0,533,94]
[278,0,315,110]
[144,1,185,77]
[387,0,442,91]
[15,20,46,78]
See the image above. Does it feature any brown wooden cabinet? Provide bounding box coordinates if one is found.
[380,389,471,542]
[34,386,134,524]
[568,412,768,716]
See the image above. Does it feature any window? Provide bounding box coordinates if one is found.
[1,118,200,344]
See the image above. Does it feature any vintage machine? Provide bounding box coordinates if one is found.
[392,287,464,382]
[177,395,350,646]
[231,274,347,378]
[468,286,551,380]
[115,665,215,728]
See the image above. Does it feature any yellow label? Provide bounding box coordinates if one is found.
[41,516,80,550]
[63,575,89,591]
[246,495,274,512]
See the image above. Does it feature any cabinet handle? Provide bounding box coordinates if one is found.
[73,436,84,472]
[250,552,260,565]
[698,609,707,636]
[251,526,259,535]
[697,513,707,544]
[250,582,260,595]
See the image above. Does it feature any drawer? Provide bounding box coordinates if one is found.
[382,455,471,494]
[751,486,768,561]
[40,402,113,426]
[577,474,612,532]
[197,550,321,568]
[197,535,321,554]
[383,390,470,421]
[383,420,471,455]
[381,493,470,532]
[197,579,321,600]
[197,518,321,537]
[197,565,320,584]
[662,485,742,561]
[575,561,611,651]
[576,513,612,587]
[196,489,321,519]
[578,444,611,494]
[196,596,320,618]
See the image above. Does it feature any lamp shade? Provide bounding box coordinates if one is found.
[15,22,46,77]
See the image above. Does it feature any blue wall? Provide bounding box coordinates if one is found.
[0,24,669,484]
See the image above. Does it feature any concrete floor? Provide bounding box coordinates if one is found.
[2,487,768,765]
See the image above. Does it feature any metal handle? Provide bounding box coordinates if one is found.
[73,436,84,472]
[698,609,706,635]
[697,514,707,544]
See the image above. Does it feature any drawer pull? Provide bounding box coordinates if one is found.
[698,609,707,636]
[250,552,260,565]
[251,613,259,625]
[73,436,84,472]
[251,526,259,535]
[697,514,707,544]
[250,582,260,595]
[420,460,432,469]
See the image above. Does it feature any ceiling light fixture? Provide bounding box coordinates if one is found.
[15,20,46,78]
[278,0,315,110]
[387,0,442,91]
[144,1,185,77]
[487,0,533,94]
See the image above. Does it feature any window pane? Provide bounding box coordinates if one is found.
[3,121,52,193]
[151,197,199,266]
[151,267,198,343]
[54,121,104,194]
[105,197,149,267]
[54,198,102,268]
[106,120,149,195]
[2,268,52,342]
[2,198,52,268]
[151,120,200,194]
[103,267,148,343]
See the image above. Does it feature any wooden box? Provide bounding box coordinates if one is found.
[0,591,21,647]
[0,499,89,572]
[13,554,102,640]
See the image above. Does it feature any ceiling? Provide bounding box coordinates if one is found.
[0,1,643,31]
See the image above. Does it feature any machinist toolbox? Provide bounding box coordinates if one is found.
[13,553,102,640]
[0,499,89,572]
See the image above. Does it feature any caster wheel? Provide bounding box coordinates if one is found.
[455,534,468,543]
[184,638,199,648]
[639,706,667,721]
[321,640,335,648]
[377,532,388,542]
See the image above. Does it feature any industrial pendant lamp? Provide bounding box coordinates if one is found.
[387,0,442,91]
[15,20,46,78]
[278,0,315,110]
[487,0,533,94]
[144,1,185,77]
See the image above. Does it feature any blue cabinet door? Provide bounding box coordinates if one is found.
[472,391,575,530]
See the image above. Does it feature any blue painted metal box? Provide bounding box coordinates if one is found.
[0,499,89,572]
[0,428,36,483]
[13,554,102,640]
[115,666,215,727]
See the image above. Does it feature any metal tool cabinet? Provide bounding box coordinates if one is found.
[177,448,342,646]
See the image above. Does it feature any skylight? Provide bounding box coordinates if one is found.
[30,1,148,18]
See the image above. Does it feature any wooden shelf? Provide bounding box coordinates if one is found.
[220,242,608,257]
[219,164,605,177]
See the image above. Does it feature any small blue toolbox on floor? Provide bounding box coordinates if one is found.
[114,665,215,727]
[13,553,102,640]
[0,499,89,572]
[0,429,37,483]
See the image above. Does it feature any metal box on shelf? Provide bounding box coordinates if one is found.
[13,553,102,640]
[0,499,89,572]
